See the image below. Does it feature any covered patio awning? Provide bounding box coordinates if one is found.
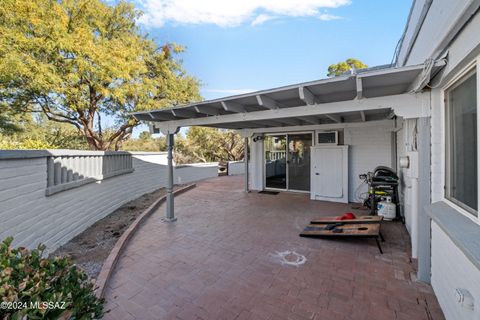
[133,60,445,132]
[134,60,445,222]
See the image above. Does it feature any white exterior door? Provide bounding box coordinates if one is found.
[311,145,349,203]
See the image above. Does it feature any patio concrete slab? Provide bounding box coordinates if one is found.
[103,176,444,320]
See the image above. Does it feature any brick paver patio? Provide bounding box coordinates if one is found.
[103,176,444,320]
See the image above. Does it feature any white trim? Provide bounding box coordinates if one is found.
[443,199,480,225]
[477,54,480,223]
[442,55,480,223]
[443,60,477,89]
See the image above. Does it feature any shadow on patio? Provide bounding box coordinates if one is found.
[103,175,444,320]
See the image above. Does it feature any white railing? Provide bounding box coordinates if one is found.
[267,151,286,161]
[45,151,133,196]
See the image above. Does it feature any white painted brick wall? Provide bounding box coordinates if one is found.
[246,125,393,200]
[0,153,218,252]
[430,88,445,203]
[344,125,393,202]
[431,222,480,319]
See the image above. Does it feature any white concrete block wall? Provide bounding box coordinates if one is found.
[0,152,218,252]
[174,163,219,185]
[344,125,393,203]
[228,161,245,175]
[431,222,480,319]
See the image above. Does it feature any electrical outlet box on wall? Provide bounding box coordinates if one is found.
[406,151,419,179]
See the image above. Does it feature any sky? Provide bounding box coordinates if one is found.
[127,0,412,136]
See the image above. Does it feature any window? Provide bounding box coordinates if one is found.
[445,69,478,215]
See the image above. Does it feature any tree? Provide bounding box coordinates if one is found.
[120,128,245,164]
[0,113,89,149]
[180,127,244,163]
[327,58,368,77]
[121,131,167,152]
[0,0,200,151]
[0,105,20,135]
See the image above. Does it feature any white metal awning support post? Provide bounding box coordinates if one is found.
[163,127,180,222]
[244,137,249,193]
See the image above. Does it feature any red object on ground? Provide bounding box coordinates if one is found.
[336,212,356,220]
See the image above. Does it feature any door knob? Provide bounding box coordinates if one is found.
[315,173,320,175]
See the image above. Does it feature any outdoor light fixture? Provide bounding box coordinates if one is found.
[253,135,265,142]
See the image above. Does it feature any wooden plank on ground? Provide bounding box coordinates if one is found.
[300,223,380,237]
[310,215,383,224]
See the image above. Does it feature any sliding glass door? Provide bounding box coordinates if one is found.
[265,135,287,189]
[264,132,312,191]
[287,133,312,191]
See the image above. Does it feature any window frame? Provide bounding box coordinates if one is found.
[444,61,479,217]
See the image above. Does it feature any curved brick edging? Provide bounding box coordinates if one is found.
[95,184,196,298]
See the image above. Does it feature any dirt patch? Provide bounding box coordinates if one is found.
[52,187,181,280]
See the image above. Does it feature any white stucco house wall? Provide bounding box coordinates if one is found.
[134,1,480,318]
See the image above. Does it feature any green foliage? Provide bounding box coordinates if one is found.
[0,0,200,151]
[0,237,103,319]
[0,137,55,150]
[121,128,244,164]
[121,131,167,152]
[0,106,21,135]
[327,58,368,77]
[176,128,244,164]
[0,114,89,150]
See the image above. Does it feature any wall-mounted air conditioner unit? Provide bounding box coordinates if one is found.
[316,131,338,145]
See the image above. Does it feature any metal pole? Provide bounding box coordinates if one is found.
[244,137,249,193]
[165,132,177,222]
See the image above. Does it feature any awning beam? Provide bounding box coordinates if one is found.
[222,101,246,113]
[195,105,222,115]
[325,114,342,123]
[172,109,197,118]
[298,116,321,125]
[360,111,366,122]
[256,95,280,109]
[356,77,363,99]
[299,86,317,105]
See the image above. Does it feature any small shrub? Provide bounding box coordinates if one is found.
[0,237,103,319]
